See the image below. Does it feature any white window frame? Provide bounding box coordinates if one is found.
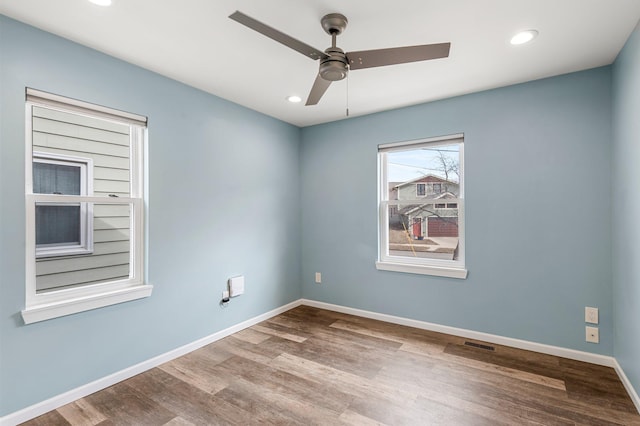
[376,134,467,279]
[416,183,426,197]
[33,152,95,258]
[22,88,152,324]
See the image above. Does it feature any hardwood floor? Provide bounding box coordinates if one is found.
[22,306,640,425]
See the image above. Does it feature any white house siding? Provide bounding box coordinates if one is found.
[33,107,131,292]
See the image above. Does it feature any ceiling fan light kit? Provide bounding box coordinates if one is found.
[229,10,451,107]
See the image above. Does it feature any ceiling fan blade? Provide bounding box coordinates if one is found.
[229,11,328,61]
[306,74,332,106]
[346,42,450,70]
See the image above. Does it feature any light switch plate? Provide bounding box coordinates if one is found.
[585,307,599,324]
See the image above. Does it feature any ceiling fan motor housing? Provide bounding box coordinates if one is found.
[320,47,348,81]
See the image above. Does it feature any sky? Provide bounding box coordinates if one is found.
[387,146,460,183]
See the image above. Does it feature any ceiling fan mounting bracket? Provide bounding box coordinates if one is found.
[321,13,348,36]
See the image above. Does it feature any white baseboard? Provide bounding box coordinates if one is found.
[3,297,639,424]
[300,299,617,366]
[613,359,640,413]
[0,299,302,426]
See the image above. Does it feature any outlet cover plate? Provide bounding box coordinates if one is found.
[586,326,599,343]
[228,275,245,297]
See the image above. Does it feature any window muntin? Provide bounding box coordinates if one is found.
[416,183,426,196]
[23,89,151,323]
[378,135,465,277]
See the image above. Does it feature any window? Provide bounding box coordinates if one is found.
[377,134,466,278]
[416,183,426,196]
[23,88,152,324]
[33,153,94,258]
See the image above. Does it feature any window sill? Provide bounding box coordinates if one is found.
[21,284,153,324]
[376,261,468,279]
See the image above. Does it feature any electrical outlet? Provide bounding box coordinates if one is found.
[586,326,599,343]
[315,272,321,283]
[585,307,599,324]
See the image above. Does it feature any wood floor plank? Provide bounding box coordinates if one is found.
[269,352,420,408]
[444,341,564,380]
[428,362,640,425]
[216,376,344,425]
[57,399,108,425]
[419,344,568,390]
[250,323,308,342]
[376,362,575,426]
[19,306,640,425]
[229,328,271,345]
[125,367,255,425]
[338,409,387,426]
[21,410,71,426]
[161,417,195,426]
[84,381,176,425]
[157,349,232,394]
[219,353,353,413]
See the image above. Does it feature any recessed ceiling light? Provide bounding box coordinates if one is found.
[286,95,302,103]
[510,30,538,45]
[89,0,112,6]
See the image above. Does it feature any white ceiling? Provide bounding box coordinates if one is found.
[2,1,640,127]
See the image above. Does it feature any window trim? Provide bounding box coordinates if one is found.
[22,89,152,324]
[377,134,467,279]
[33,152,95,258]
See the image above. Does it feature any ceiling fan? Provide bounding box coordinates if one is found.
[229,11,451,106]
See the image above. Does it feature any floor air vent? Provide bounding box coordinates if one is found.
[464,341,495,351]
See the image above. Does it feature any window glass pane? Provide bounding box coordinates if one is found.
[36,202,132,293]
[384,142,462,264]
[386,146,460,197]
[387,203,460,261]
[33,162,81,195]
[36,204,80,245]
[32,106,132,198]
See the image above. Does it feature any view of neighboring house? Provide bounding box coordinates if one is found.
[32,106,132,293]
[391,174,460,239]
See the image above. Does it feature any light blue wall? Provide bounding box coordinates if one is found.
[612,22,640,397]
[300,68,613,354]
[0,16,301,415]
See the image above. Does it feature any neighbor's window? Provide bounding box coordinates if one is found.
[377,134,466,278]
[33,152,94,258]
[23,88,152,324]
